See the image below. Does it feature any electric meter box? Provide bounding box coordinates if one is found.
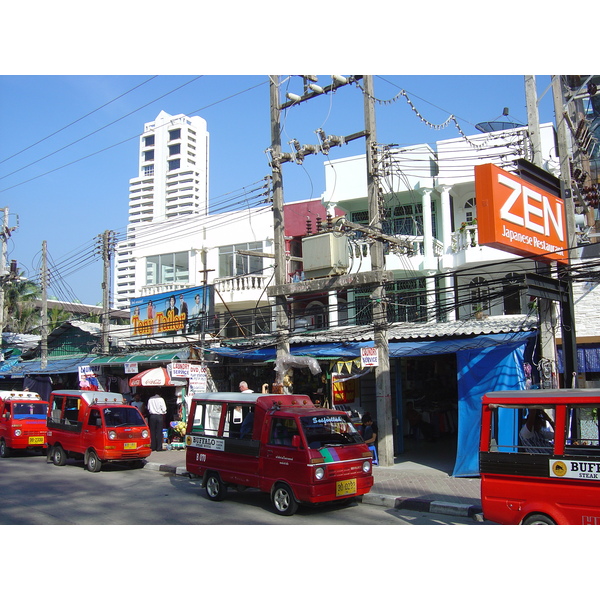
[301,232,350,278]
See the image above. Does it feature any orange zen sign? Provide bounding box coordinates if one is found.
[475,163,568,264]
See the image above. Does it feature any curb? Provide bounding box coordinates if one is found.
[362,492,482,520]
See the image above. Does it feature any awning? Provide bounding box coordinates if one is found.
[0,355,98,377]
[210,332,537,361]
[90,350,186,365]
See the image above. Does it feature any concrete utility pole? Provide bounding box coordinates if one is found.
[525,76,558,388]
[41,240,48,370]
[0,207,9,343]
[551,76,579,388]
[269,76,291,383]
[101,230,115,354]
[363,75,393,466]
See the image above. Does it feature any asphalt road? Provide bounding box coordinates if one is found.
[0,452,483,526]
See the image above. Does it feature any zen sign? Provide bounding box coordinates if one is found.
[474,163,568,264]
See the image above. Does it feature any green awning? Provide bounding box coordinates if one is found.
[90,350,185,365]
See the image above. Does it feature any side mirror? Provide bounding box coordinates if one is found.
[291,435,302,449]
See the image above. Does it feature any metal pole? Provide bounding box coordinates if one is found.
[363,75,393,466]
[41,240,48,370]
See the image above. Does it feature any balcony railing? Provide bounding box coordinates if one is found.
[451,224,479,252]
[214,274,270,294]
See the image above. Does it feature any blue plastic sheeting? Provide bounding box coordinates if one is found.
[557,345,600,373]
[212,332,537,360]
[454,339,531,477]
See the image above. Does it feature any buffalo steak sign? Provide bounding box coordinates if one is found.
[475,163,568,264]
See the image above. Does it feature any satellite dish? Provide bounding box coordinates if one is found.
[475,121,523,133]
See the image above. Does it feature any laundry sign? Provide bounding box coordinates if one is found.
[361,346,378,368]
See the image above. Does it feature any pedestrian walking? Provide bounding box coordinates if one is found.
[147,391,167,451]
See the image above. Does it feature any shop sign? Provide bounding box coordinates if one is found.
[361,346,378,368]
[474,163,567,264]
[550,459,600,480]
[129,284,215,338]
[124,363,138,374]
[189,364,207,393]
[170,362,190,378]
[186,434,224,451]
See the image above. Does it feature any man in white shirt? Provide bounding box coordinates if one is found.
[239,381,253,393]
[147,392,167,451]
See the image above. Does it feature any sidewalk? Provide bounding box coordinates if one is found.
[143,437,482,520]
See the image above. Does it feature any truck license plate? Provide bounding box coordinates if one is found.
[336,479,357,497]
[29,436,44,445]
[123,442,137,450]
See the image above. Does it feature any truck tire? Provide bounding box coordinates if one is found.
[271,482,299,516]
[205,472,227,501]
[522,513,556,525]
[52,445,67,466]
[0,439,10,458]
[86,450,102,473]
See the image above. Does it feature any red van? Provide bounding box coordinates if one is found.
[480,389,600,525]
[0,391,48,458]
[185,392,374,515]
[47,390,151,472]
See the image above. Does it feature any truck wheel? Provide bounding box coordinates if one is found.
[0,439,10,458]
[271,482,299,516]
[86,450,102,473]
[52,445,67,466]
[522,513,555,525]
[205,472,227,501]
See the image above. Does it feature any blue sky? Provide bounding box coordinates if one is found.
[0,74,560,306]
[0,3,583,309]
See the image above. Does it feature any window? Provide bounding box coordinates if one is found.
[143,165,154,176]
[218,242,263,278]
[169,129,181,141]
[469,277,489,312]
[143,135,155,147]
[565,406,600,451]
[270,417,299,446]
[145,252,189,285]
[169,143,181,156]
[168,159,180,171]
[143,150,154,161]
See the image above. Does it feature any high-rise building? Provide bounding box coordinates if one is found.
[114,111,209,309]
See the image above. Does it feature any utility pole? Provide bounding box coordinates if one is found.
[552,76,579,388]
[525,76,558,388]
[270,76,291,386]
[363,75,393,466]
[100,230,115,354]
[0,208,9,344]
[41,240,48,370]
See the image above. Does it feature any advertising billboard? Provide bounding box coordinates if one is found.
[130,285,214,338]
[475,163,568,264]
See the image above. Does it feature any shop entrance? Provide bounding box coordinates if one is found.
[399,354,458,471]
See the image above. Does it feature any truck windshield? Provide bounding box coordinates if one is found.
[102,406,146,427]
[300,414,363,449]
[12,402,47,420]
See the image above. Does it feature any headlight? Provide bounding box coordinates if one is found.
[315,466,325,480]
[14,429,22,437]
[108,430,117,440]
[362,460,371,473]
[142,430,149,438]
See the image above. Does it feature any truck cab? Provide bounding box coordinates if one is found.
[185,393,374,515]
[0,391,48,458]
[47,390,151,472]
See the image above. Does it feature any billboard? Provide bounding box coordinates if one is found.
[130,285,214,338]
[475,163,568,264]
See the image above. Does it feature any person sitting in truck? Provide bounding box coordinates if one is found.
[519,409,555,453]
[239,410,254,439]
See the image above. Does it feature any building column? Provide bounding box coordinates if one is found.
[419,187,435,270]
[436,184,453,254]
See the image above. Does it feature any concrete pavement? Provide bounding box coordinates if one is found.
[143,436,483,520]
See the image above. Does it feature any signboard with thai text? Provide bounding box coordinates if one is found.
[475,163,568,264]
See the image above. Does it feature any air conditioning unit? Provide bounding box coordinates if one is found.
[301,232,349,278]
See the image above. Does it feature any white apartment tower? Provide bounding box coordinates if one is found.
[114,111,210,309]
